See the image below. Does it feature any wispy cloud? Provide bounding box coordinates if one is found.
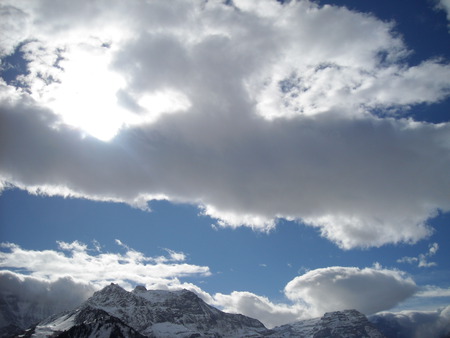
[397,242,439,268]
[416,285,450,298]
[437,0,450,30]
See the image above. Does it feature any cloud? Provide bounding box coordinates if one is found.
[213,291,306,329]
[211,266,419,328]
[370,306,450,338]
[0,270,96,329]
[284,266,417,317]
[0,241,210,290]
[0,241,215,328]
[1,0,450,249]
[397,242,439,268]
[437,0,450,29]
[417,285,450,298]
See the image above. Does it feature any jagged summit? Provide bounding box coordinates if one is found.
[133,285,147,292]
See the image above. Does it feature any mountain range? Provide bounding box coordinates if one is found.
[0,283,447,337]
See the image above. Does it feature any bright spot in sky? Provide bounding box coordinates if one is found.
[137,90,192,123]
[32,44,191,141]
[32,45,127,141]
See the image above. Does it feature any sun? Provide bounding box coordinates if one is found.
[31,42,191,142]
[38,45,128,141]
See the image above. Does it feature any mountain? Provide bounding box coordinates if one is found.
[269,309,385,337]
[13,284,388,337]
[25,284,268,337]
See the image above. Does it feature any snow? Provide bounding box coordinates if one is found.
[32,312,76,337]
[133,289,178,303]
[150,322,197,337]
[270,310,385,337]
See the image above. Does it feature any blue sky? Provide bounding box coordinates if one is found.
[1,0,450,329]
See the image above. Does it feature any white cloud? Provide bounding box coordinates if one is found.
[154,248,188,264]
[284,266,417,317]
[0,241,210,290]
[397,242,439,268]
[417,285,450,298]
[397,256,419,264]
[0,4,31,56]
[429,242,439,255]
[213,291,306,329]
[1,0,450,249]
[439,0,450,12]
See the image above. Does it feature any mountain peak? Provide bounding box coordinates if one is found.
[133,285,147,293]
[96,282,126,294]
[29,285,268,337]
[94,283,127,298]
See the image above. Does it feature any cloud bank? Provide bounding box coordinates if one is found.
[370,306,450,338]
[0,271,95,330]
[1,0,450,249]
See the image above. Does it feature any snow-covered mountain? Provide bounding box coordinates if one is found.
[25,284,268,337]
[270,309,385,337]
[12,284,389,337]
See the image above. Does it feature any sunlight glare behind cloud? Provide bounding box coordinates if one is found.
[30,43,128,141]
[137,89,192,124]
[27,41,192,142]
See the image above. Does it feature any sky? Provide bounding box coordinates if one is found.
[1,0,450,331]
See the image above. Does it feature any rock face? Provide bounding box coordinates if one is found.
[270,309,385,337]
[27,284,268,337]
